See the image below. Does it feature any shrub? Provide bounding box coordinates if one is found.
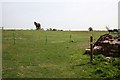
[53,29,57,31]
[88,27,93,31]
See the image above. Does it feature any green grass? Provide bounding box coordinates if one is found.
[2,30,120,78]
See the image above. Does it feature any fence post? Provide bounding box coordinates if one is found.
[2,27,4,30]
[13,32,15,45]
[90,35,93,63]
[70,34,72,42]
[45,35,47,45]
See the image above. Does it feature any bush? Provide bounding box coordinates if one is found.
[88,27,93,31]
[53,29,57,31]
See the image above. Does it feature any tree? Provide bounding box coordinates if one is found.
[53,29,57,31]
[49,28,52,31]
[88,27,93,31]
[34,22,41,30]
[106,26,110,31]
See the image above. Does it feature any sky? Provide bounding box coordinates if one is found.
[0,0,120,30]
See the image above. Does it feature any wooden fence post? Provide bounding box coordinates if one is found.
[90,35,93,63]
[13,32,15,45]
[2,27,4,30]
[70,34,72,42]
[45,35,47,45]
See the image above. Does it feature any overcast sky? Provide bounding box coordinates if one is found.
[0,0,120,30]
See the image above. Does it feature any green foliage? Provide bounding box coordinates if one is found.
[112,58,120,67]
[94,55,105,61]
[90,55,120,78]
[95,68,103,74]
[112,58,120,78]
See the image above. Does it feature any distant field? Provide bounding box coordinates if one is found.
[2,30,120,78]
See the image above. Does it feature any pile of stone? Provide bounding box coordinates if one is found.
[84,34,120,57]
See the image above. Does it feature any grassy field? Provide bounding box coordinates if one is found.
[2,30,120,78]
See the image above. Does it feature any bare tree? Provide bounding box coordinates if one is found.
[106,26,113,33]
